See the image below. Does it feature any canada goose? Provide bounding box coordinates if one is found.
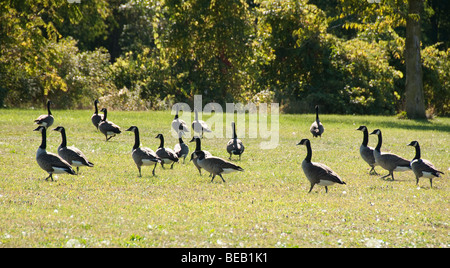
[310,105,324,138]
[34,126,75,181]
[369,129,411,180]
[356,125,378,175]
[155,134,179,169]
[189,136,212,175]
[98,108,121,141]
[297,139,346,193]
[34,100,54,128]
[173,125,190,163]
[172,105,189,135]
[193,150,244,183]
[53,126,94,175]
[192,108,211,138]
[91,99,104,130]
[407,141,444,188]
[226,122,245,160]
[126,126,161,177]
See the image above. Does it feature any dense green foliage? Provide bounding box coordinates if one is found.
[1,0,449,115]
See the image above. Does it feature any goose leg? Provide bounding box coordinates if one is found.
[369,166,378,175]
[76,167,80,175]
[325,186,328,193]
[138,166,142,177]
[211,175,216,182]
[45,174,54,181]
[308,184,314,193]
[219,174,226,183]
[170,162,175,169]
[379,173,391,180]
[152,163,157,176]
[429,179,433,188]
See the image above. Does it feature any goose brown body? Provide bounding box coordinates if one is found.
[356,126,378,175]
[53,126,93,174]
[34,100,54,128]
[34,126,75,181]
[91,99,104,130]
[98,108,121,141]
[407,141,444,188]
[370,129,411,180]
[226,122,244,160]
[297,139,345,193]
[189,136,212,175]
[309,105,324,138]
[194,151,243,182]
[155,134,179,169]
[192,109,211,138]
[126,126,161,176]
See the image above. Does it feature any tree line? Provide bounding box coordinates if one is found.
[1,0,449,117]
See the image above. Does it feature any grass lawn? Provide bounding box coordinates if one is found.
[0,108,448,248]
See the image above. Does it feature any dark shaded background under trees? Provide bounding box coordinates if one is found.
[1,0,449,116]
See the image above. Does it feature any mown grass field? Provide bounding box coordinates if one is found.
[0,108,448,248]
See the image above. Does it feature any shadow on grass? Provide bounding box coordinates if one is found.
[354,117,450,133]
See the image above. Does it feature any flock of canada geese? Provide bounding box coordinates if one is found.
[33,100,444,193]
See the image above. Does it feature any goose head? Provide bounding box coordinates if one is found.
[126,126,138,132]
[296,138,310,146]
[407,141,419,147]
[33,126,46,132]
[52,126,65,133]
[369,129,381,136]
[356,125,367,131]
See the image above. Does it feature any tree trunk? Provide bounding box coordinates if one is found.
[405,0,426,119]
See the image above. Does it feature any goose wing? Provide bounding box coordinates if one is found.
[156,148,179,162]
[99,120,121,134]
[174,143,189,157]
[135,147,160,162]
[412,159,443,176]
[310,121,324,136]
[378,152,411,170]
[309,162,344,184]
[227,139,244,155]
[59,146,93,166]
[193,120,212,132]
[34,115,54,127]
[38,152,75,174]
[203,156,244,174]
[91,114,103,128]
[172,119,189,133]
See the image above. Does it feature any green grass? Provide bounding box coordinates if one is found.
[0,108,448,248]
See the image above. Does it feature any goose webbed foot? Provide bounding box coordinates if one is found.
[369,167,379,175]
